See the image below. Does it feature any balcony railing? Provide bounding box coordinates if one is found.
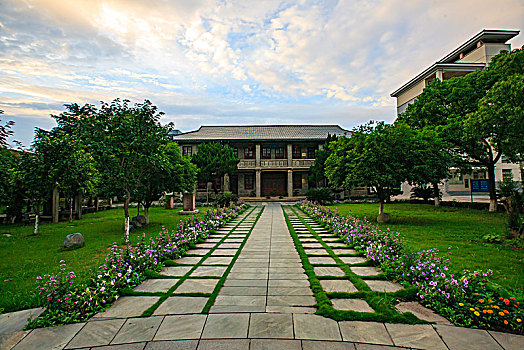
[237,159,315,169]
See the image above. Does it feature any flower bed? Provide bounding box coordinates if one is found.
[28,204,249,329]
[298,200,522,334]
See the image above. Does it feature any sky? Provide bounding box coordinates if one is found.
[1,0,523,146]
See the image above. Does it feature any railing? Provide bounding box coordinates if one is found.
[237,159,316,169]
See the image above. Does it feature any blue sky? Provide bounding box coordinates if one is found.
[1,0,523,146]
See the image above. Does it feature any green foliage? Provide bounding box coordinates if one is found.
[482,233,504,244]
[399,47,524,208]
[190,142,239,194]
[216,191,238,207]
[309,134,338,187]
[305,187,333,204]
[410,185,439,202]
[0,110,14,148]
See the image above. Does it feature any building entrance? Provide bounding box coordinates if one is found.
[261,172,286,196]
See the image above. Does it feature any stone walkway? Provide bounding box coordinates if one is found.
[1,204,523,350]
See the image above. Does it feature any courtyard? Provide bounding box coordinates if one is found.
[1,203,522,349]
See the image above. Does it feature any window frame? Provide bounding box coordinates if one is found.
[244,174,254,190]
[182,145,193,157]
[244,146,255,159]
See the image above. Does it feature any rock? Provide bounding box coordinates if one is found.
[133,215,146,225]
[377,213,391,223]
[61,233,84,250]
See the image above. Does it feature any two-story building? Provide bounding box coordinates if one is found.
[391,29,522,195]
[173,125,350,199]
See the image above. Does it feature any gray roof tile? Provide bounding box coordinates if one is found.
[172,125,350,141]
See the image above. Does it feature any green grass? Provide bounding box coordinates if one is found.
[0,205,210,312]
[328,202,524,297]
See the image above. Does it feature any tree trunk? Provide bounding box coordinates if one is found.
[144,206,149,225]
[137,202,140,216]
[432,182,440,207]
[487,163,497,212]
[123,196,130,242]
[34,214,39,235]
[378,200,384,215]
[69,196,73,223]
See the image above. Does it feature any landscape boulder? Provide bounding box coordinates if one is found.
[61,233,85,250]
[131,215,146,228]
[377,212,391,223]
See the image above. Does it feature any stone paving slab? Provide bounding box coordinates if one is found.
[293,314,342,341]
[385,324,447,350]
[111,316,163,344]
[0,308,43,336]
[133,279,179,293]
[320,280,357,293]
[435,324,503,350]
[338,321,392,345]
[202,314,249,339]
[153,297,208,315]
[339,256,367,265]
[175,278,219,294]
[331,299,374,313]
[95,296,160,318]
[350,267,381,276]
[248,313,293,339]
[65,319,125,349]
[160,266,193,276]
[365,280,403,293]
[201,257,234,265]
[12,322,84,350]
[395,302,451,325]
[190,266,227,277]
[489,330,524,350]
[314,267,345,277]
[154,315,206,340]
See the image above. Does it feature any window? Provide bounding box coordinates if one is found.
[502,169,512,181]
[262,147,271,159]
[182,146,192,157]
[244,174,254,190]
[307,147,316,159]
[502,155,510,164]
[275,147,285,159]
[293,173,302,189]
[244,146,255,159]
[292,145,301,159]
[464,179,469,188]
[233,147,238,158]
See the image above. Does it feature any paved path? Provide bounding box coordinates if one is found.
[2,204,523,350]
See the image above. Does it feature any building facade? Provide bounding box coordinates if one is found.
[173,125,349,198]
[391,29,522,194]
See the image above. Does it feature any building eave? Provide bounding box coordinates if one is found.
[390,63,485,98]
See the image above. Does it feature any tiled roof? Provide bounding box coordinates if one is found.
[172,125,350,142]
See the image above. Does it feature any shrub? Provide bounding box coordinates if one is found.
[410,185,439,202]
[216,191,238,207]
[305,187,333,204]
[297,200,523,334]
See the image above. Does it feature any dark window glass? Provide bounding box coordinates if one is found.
[244,146,255,159]
[262,147,271,159]
[307,147,316,159]
[275,147,285,159]
[215,177,222,190]
[292,145,301,159]
[182,146,192,157]
[245,174,254,190]
[233,147,238,158]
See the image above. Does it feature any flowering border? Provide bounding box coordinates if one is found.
[28,203,249,329]
[298,200,522,334]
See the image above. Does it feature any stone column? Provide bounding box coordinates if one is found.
[302,172,309,192]
[224,173,230,192]
[255,144,261,168]
[52,186,59,223]
[287,170,293,198]
[287,143,293,167]
[256,170,261,197]
[95,197,100,212]
[436,69,443,81]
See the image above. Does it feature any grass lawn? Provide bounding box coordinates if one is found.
[328,203,524,297]
[0,205,209,313]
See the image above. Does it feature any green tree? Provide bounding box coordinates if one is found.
[134,141,197,224]
[399,47,524,211]
[12,149,52,234]
[190,142,239,197]
[309,134,338,187]
[0,111,15,205]
[325,122,417,221]
[33,128,98,222]
[53,99,167,241]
